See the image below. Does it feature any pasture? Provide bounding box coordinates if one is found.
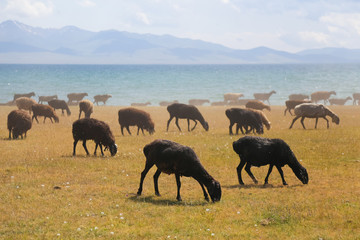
[0,105,359,239]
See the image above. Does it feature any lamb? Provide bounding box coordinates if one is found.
[48,99,71,116]
[289,103,340,129]
[284,100,312,116]
[232,136,309,185]
[224,93,244,102]
[118,108,155,135]
[131,101,151,107]
[93,94,112,105]
[13,92,35,101]
[188,99,210,106]
[15,97,37,114]
[72,118,117,156]
[245,100,271,111]
[253,90,276,104]
[225,108,264,135]
[288,94,309,101]
[329,97,352,105]
[67,93,88,105]
[310,91,336,104]
[137,139,221,202]
[159,100,178,106]
[78,100,94,119]
[38,95,58,104]
[7,110,32,139]
[31,104,59,123]
[353,93,360,105]
[166,103,209,132]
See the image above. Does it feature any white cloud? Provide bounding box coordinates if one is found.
[298,31,329,44]
[136,12,151,25]
[320,12,360,35]
[5,0,53,17]
[79,0,96,7]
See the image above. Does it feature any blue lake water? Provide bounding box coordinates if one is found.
[0,64,359,105]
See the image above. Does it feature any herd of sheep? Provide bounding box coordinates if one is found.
[5,89,357,202]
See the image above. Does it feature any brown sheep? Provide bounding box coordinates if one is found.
[15,97,37,114]
[225,108,264,135]
[311,91,336,104]
[188,99,210,106]
[79,100,93,119]
[329,97,352,105]
[288,94,309,101]
[7,110,32,139]
[67,93,88,105]
[118,108,155,136]
[13,92,35,101]
[353,93,360,105]
[31,104,59,123]
[38,95,58,104]
[93,94,112,105]
[245,100,271,111]
[131,101,151,106]
[253,90,276,104]
[48,99,71,116]
[284,100,312,116]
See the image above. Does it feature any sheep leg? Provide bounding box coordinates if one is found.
[190,120,198,131]
[137,161,155,195]
[78,110,82,119]
[264,164,274,184]
[229,122,234,135]
[236,160,246,185]
[137,127,140,135]
[194,178,209,201]
[73,139,79,156]
[126,126,132,135]
[61,109,64,115]
[284,108,288,116]
[8,130,11,139]
[187,119,191,131]
[315,118,319,129]
[275,165,287,185]
[175,118,182,132]
[32,115,39,123]
[121,126,125,136]
[175,173,182,201]
[166,115,174,131]
[141,128,145,135]
[82,140,90,155]
[94,143,98,155]
[99,144,104,156]
[153,169,161,196]
[289,116,300,129]
[300,117,306,129]
[245,163,258,184]
[322,117,329,128]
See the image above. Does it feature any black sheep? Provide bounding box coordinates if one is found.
[118,107,155,136]
[48,99,71,116]
[137,139,221,202]
[225,108,263,135]
[72,118,117,156]
[166,103,209,132]
[232,136,309,185]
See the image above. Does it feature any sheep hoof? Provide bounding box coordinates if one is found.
[176,197,182,201]
[283,182,288,186]
[204,197,209,202]
[155,192,161,196]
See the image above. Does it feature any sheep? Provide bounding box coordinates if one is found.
[253,90,276,104]
[167,103,209,132]
[67,93,88,105]
[288,94,309,101]
[31,104,59,123]
[284,100,312,116]
[245,100,271,111]
[118,108,155,135]
[72,118,117,156]
[93,94,112,105]
[7,110,32,139]
[38,95,58,104]
[137,139,221,202]
[353,93,360,105]
[15,97,37,114]
[232,136,309,185]
[188,99,210,106]
[13,92,35,101]
[224,93,244,102]
[48,99,71,116]
[310,91,336,104]
[79,100,93,119]
[159,100,178,106]
[329,97,352,105]
[225,108,264,135]
[228,99,254,106]
[245,109,271,132]
[210,101,227,106]
[289,103,340,129]
[131,101,151,107]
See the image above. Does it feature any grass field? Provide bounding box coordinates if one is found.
[1,105,359,239]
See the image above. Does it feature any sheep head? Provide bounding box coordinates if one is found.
[332,115,340,125]
[202,121,209,131]
[53,115,59,123]
[207,179,221,202]
[294,167,309,184]
[105,144,117,156]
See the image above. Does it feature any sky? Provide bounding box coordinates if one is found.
[1,0,360,52]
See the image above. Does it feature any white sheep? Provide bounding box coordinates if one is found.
[329,97,352,105]
[15,97,37,114]
[310,91,336,104]
[253,90,276,104]
[224,93,244,102]
[353,93,360,105]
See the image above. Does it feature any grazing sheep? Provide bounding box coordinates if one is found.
[253,90,276,104]
[159,100,178,106]
[210,101,227,106]
[13,92,35,101]
[72,118,117,156]
[7,110,32,139]
[131,101,151,107]
[224,93,244,102]
[311,91,336,104]
[225,108,264,135]
[353,93,360,105]
[289,103,340,129]
[288,94,309,101]
[246,100,271,111]
[67,93,88,105]
[137,139,221,202]
[118,108,155,135]
[167,103,209,132]
[329,97,352,105]
[284,100,312,116]
[48,99,71,116]
[79,100,93,119]
[188,99,210,106]
[93,94,112,105]
[38,95,58,104]
[15,97,37,114]
[31,104,59,123]
[245,109,271,132]
[232,136,309,185]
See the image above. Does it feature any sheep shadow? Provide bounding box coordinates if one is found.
[224,183,305,189]
[128,194,210,206]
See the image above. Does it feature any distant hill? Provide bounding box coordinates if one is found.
[1,20,360,64]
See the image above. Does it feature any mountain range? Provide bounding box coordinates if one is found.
[1,20,360,64]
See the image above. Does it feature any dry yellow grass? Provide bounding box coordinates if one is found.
[0,105,359,239]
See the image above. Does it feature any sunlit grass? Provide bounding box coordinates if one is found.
[0,105,359,239]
